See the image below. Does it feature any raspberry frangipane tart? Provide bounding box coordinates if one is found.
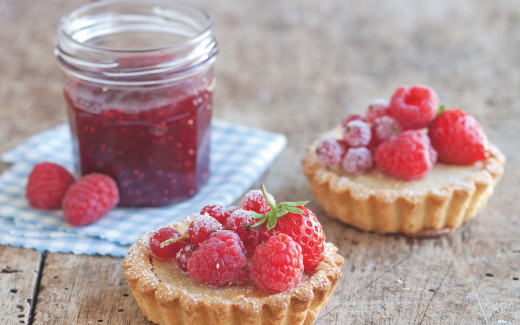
[302,85,505,237]
[123,186,343,325]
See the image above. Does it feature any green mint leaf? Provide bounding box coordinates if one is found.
[438,105,445,114]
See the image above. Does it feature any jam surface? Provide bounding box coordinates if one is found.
[65,82,212,207]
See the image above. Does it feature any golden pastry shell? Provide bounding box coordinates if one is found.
[301,135,505,237]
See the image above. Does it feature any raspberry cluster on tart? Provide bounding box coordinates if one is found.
[123,185,343,325]
[302,85,505,237]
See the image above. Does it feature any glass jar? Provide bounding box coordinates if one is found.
[55,0,218,207]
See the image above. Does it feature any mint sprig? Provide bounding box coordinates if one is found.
[250,183,308,230]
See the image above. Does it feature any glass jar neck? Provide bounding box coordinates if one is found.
[55,0,218,86]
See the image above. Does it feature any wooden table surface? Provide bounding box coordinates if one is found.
[1,0,519,324]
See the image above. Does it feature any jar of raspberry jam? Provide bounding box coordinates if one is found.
[55,0,217,207]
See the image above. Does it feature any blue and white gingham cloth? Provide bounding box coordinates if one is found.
[0,120,286,256]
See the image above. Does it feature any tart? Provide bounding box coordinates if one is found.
[302,135,505,236]
[301,85,505,237]
[123,189,344,325]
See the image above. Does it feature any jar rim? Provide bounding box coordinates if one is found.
[55,0,218,85]
[58,0,214,54]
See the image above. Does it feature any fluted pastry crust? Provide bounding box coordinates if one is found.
[123,217,344,325]
[302,134,505,237]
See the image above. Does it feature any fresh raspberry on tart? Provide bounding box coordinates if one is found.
[389,85,439,130]
[250,234,304,293]
[187,230,249,287]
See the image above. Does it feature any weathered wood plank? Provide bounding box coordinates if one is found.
[32,253,152,325]
[314,214,520,324]
[0,246,41,325]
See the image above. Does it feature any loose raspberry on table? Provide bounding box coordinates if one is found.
[365,99,390,123]
[428,108,490,164]
[225,209,260,254]
[372,115,403,144]
[149,227,186,260]
[341,114,365,128]
[187,230,248,287]
[26,162,75,209]
[242,189,275,215]
[374,130,437,181]
[62,173,119,226]
[341,147,373,175]
[250,234,304,293]
[200,203,228,225]
[316,136,347,166]
[389,85,439,130]
[343,120,372,148]
[187,214,223,245]
[175,242,197,274]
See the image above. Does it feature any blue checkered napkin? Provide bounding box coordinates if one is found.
[0,120,286,255]
[0,218,128,256]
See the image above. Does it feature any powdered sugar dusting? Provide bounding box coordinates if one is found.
[373,115,402,142]
[188,214,223,244]
[342,147,373,175]
[366,98,390,123]
[226,208,252,225]
[316,136,346,166]
[343,120,372,147]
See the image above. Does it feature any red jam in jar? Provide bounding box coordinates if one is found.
[55,1,218,207]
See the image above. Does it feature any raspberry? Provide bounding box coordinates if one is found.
[187,214,223,245]
[343,120,372,148]
[372,115,403,144]
[26,162,75,209]
[389,85,439,130]
[225,209,260,254]
[187,230,248,287]
[374,130,437,181]
[341,114,364,128]
[365,99,390,123]
[242,189,275,215]
[250,234,304,293]
[149,227,186,260]
[62,173,119,226]
[428,109,490,164]
[341,147,373,175]
[175,242,197,273]
[200,204,228,225]
[316,136,347,166]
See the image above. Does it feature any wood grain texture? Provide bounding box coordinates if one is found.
[32,253,152,325]
[0,247,41,325]
[0,0,519,324]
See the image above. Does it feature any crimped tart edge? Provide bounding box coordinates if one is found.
[122,217,344,325]
[301,139,505,237]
